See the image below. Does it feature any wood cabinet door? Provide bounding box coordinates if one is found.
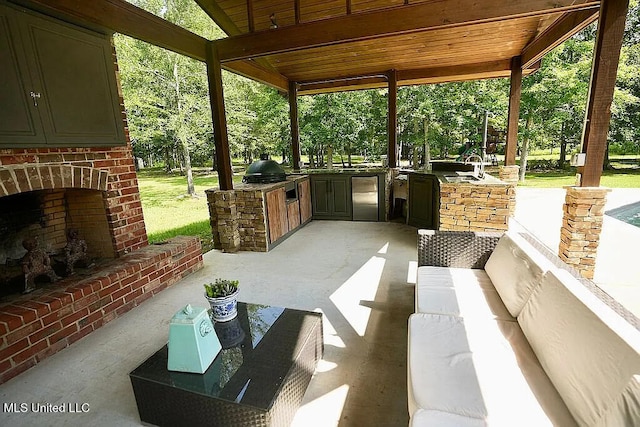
[311,175,353,220]
[287,201,300,231]
[18,9,125,147]
[266,188,288,243]
[408,175,436,229]
[311,178,331,216]
[298,179,312,224]
[330,176,352,218]
[0,5,43,144]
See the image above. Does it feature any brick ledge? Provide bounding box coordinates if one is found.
[0,236,203,384]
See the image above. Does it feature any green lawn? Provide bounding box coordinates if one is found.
[518,165,640,188]
[136,168,243,251]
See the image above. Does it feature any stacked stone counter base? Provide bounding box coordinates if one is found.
[206,175,310,253]
[207,189,268,252]
[439,181,514,232]
[559,186,610,279]
[0,236,203,384]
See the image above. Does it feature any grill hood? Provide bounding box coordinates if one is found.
[242,154,287,184]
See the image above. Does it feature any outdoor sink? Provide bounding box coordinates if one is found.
[442,173,482,183]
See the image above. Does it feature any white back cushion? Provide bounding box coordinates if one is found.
[485,232,554,317]
[518,269,640,426]
[594,375,640,427]
[416,266,514,321]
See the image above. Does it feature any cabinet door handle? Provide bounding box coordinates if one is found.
[30,91,41,106]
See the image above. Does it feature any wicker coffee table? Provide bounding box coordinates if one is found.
[129,302,323,426]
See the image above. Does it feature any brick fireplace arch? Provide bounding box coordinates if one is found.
[0,164,109,197]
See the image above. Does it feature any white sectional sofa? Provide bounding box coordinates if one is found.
[408,230,640,426]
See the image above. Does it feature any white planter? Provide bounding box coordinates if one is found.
[205,290,239,322]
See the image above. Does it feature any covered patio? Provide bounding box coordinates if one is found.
[5,0,627,272]
[13,0,624,188]
[0,210,638,425]
[0,220,419,426]
[1,0,637,424]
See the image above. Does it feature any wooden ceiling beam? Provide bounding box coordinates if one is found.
[299,75,388,95]
[11,0,208,60]
[223,60,289,92]
[194,0,242,36]
[398,60,513,83]
[296,60,543,95]
[194,0,285,80]
[521,8,599,69]
[214,0,600,62]
[246,0,255,32]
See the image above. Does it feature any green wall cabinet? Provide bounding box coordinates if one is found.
[0,3,125,148]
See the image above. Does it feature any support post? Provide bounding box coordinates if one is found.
[505,56,522,166]
[206,43,233,190]
[289,80,301,171]
[578,0,629,187]
[388,69,398,168]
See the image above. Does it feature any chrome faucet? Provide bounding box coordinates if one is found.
[464,153,485,178]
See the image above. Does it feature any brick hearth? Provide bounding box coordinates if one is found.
[0,236,203,384]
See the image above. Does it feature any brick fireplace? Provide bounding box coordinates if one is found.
[0,35,203,383]
[0,147,204,387]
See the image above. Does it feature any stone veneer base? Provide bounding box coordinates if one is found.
[0,236,203,384]
[498,165,520,184]
[559,186,610,279]
[439,180,514,232]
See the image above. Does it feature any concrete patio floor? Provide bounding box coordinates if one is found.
[0,221,417,427]
[1,186,638,426]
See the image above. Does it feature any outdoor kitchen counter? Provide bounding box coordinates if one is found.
[406,170,507,185]
[233,174,309,191]
[206,175,312,252]
[296,167,388,175]
[403,170,515,232]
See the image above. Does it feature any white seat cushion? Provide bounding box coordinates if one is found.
[518,269,640,426]
[410,408,485,427]
[416,266,513,321]
[484,231,556,317]
[408,313,576,426]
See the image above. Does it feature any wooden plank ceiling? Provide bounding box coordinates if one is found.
[11,0,600,95]
[204,0,600,94]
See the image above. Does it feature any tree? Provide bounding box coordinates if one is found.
[116,0,638,182]
[116,0,222,195]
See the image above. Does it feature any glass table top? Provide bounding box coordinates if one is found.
[129,302,322,410]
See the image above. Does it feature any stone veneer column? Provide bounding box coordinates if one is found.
[498,165,520,184]
[207,189,240,252]
[498,165,519,217]
[559,186,610,279]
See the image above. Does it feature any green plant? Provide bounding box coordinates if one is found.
[204,279,239,298]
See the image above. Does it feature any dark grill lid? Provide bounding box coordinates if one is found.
[243,154,287,183]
